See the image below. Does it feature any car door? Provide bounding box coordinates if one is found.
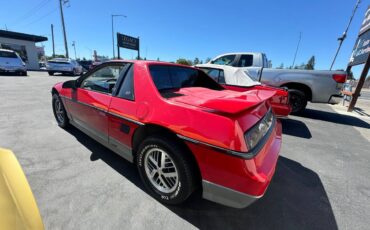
[66,63,126,144]
[106,63,141,162]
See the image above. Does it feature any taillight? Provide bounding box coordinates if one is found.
[332,74,346,83]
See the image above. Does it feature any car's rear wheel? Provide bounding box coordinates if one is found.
[136,135,197,205]
[48,71,54,76]
[52,94,69,128]
[289,89,307,114]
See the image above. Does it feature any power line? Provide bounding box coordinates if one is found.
[330,0,361,70]
[292,32,302,68]
[13,0,51,25]
[21,7,58,28]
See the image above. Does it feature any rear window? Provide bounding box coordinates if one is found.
[0,51,18,58]
[149,65,223,92]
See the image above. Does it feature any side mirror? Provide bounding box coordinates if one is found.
[62,80,77,89]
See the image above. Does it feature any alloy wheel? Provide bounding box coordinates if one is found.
[144,148,179,193]
[54,98,64,123]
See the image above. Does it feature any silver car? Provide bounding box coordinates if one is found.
[0,49,27,76]
[46,58,83,76]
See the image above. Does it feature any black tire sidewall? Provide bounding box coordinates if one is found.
[289,89,307,113]
[52,94,68,128]
[136,136,195,205]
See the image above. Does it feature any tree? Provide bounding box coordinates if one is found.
[176,58,192,66]
[156,57,160,61]
[193,57,200,65]
[305,56,315,70]
[205,57,211,63]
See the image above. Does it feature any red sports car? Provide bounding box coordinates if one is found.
[51,60,282,208]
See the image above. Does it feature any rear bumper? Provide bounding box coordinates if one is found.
[202,180,261,208]
[0,67,26,73]
[185,120,282,208]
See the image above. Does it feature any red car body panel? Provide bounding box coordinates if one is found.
[223,84,291,117]
[53,60,282,208]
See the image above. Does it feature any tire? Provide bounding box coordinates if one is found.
[136,135,197,205]
[48,71,54,76]
[22,71,27,76]
[72,68,79,76]
[52,94,69,128]
[289,89,307,114]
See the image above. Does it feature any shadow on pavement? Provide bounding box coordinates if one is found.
[280,118,312,139]
[294,108,370,129]
[65,126,338,230]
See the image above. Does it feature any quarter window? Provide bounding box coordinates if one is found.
[117,65,135,100]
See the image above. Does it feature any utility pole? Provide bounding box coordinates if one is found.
[292,32,302,68]
[51,24,55,57]
[59,0,69,58]
[348,53,370,112]
[330,0,361,70]
[111,14,127,59]
[72,41,77,59]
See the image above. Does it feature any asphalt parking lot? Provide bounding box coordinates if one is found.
[1,72,370,230]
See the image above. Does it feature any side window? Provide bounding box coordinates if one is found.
[238,55,253,67]
[80,65,124,94]
[211,55,236,66]
[117,65,134,100]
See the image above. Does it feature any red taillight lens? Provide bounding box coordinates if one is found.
[332,74,346,83]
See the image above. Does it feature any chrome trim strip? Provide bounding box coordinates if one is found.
[107,111,144,126]
[60,95,144,125]
[177,110,276,159]
[202,180,261,209]
[177,134,255,159]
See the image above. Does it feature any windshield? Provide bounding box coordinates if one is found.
[0,51,18,58]
[149,65,223,93]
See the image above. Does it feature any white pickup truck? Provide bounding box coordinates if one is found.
[197,52,347,113]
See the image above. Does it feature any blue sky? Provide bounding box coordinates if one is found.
[0,0,368,74]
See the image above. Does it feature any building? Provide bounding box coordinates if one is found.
[0,30,48,70]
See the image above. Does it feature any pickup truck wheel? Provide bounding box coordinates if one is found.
[48,71,54,76]
[136,135,196,205]
[289,89,307,114]
[52,94,69,128]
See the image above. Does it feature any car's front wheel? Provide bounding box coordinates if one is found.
[136,135,197,205]
[52,94,69,128]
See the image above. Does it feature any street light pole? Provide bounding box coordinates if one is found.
[72,41,77,59]
[111,14,127,59]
